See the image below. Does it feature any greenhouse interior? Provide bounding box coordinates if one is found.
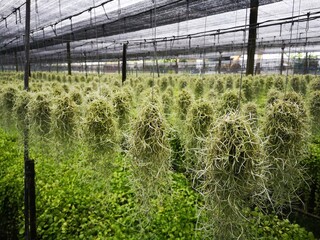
[1,0,320,239]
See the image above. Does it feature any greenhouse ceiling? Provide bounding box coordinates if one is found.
[1,0,320,65]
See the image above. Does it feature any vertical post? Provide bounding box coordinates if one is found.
[153,42,160,78]
[122,43,127,85]
[142,57,145,73]
[118,58,120,74]
[202,56,206,74]
[246,0,259,76]
[218,52,222,74]
[24,0,36,240]
[15,51,19,72]
[304,52,308,74]
[280,44,285,75]
[67,41,72,75]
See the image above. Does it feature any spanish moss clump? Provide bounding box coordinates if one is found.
[13,91,31,129]
[310,78,320,91]
[70,90,83,105]
[29,93,52,135]
[299,77,307,95]
[263,98,308,209]
[266,89,282,107]
[177,89,193,120]
[165,86,174,97]
[265,76,274,91]
[135,83,145,96]
[274,77,284,91]
[217,90,239,115]
[283,91,305,115]
[159,77,168,92]
[148,78,155,87]
[243,102,258,127]
[52,94,79,140]
[194,78,205,99]
[128,100,171,210]
[185,100,214,176]
[179,79,188,89]
[162,92,173,114]
[214,78,224,94]
[200,112,266,240]
[291,76,300,93]
[225,76,233,89]
[206,89,216,101]
[309,91,320,134]
[1,86,18,112]
[242,78,253,101]
[208,77,215,89]
[252,77,262,96]
[112,90,131,127]
[84,98,117,152]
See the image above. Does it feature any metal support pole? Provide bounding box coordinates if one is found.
[280,44,285,75]
[24,0,36,239]
[304,52,308,75]
[218,52,222,74]
[67,42,72,75]
[122,43,127,85]
[142,57,145,73]
[246,0,259,76]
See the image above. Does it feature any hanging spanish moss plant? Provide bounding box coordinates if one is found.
[112,90,131,128]
[217,90,240,115]
[263,97,308,210]
[299,77,307,95]
[84,97,117,153]
[309,91,320,134]
[185,100,214,178]
[274,76,285,91]
[252,77,263,96]
[70,90,83,105]
[52,94,79,140]
[266,88,282,107]
[310,78,320,91]
[291,76,300,93]
[199,111,267,240]
[206,89,216,101]
[265,76,274,91]
[13,91,31,130]
[243,102,258,128]
[225,75,234,90]
[127,99,171,213]
[177,89,193,120]
[162,92,173,114]
[29,92,52,135]
[165,86,174,97]
[242,78,253,101]
[194,78,205,99]
[214,78,224,94]
[1,86,18,113]
[159,77,168,92]
[179,79,188,89]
